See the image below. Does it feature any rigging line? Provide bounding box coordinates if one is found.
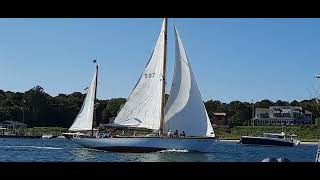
[308,88,320,114]
[314,80,320,95]
[173,21,320,25]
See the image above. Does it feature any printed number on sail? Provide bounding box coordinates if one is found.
[144,73,155,78]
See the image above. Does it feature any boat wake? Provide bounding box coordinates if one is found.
[0,146,63,150]
[75,147,107,152]
[159,149,189,153]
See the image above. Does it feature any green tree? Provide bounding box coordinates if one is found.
[290,100,299,106]
[24,86,50,126]
[102,98,126,123]
[274,100,290,106]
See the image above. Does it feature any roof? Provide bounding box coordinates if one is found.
[305,110,313,114]
[213,112,226,116]
[0,120,27,126]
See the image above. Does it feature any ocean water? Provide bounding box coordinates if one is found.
[0,138,318,162]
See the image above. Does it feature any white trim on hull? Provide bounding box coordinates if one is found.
[71,137,216,153]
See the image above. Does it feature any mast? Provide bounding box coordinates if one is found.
[159,18,168,134]
[92,61,98,136]
[251,99,254,126]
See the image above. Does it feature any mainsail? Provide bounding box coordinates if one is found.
[112,19,166,130]
[164,26,215,137]
[69,66,98,131]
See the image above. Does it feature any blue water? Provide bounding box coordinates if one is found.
[0,138,318,162]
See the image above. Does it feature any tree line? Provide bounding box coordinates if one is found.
[0,86,319,128]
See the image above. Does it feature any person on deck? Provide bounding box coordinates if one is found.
[180,131,185,138]
[174,130,178,138]
[168,130,173,138]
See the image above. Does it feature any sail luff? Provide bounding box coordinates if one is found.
[159,18,168,133]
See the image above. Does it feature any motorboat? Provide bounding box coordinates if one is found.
[240,132,300,147]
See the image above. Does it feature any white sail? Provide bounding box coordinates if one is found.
[112,19,166,130]
[69,67,97,131]
[164,26,215,137]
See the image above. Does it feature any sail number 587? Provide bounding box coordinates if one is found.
[144,73,155,78]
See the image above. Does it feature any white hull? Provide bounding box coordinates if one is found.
[71,137,216,153]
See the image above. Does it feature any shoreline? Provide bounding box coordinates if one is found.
[300,141,320,145]
[218,139,320,145]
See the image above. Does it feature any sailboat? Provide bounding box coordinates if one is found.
[63,62,98,139]
[68,18,216,152]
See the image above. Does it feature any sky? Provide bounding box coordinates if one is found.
[1,18,320,103]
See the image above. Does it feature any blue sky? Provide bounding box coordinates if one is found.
[1,18,320,103]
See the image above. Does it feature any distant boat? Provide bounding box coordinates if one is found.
[56,135,66,139]
[64,18,216,153]
[42,134,53,139]
[261,158,278,162]
[42,134,58,139]
[240,132,300,147]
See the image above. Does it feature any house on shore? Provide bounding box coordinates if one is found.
[210,112,227,127]
[0,120,27,130]
[0,120,28,135]
[251,106,312,126]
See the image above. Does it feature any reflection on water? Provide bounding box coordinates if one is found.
[155,151,213,162]
[69,147,213,162]
[70,148,100,161]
